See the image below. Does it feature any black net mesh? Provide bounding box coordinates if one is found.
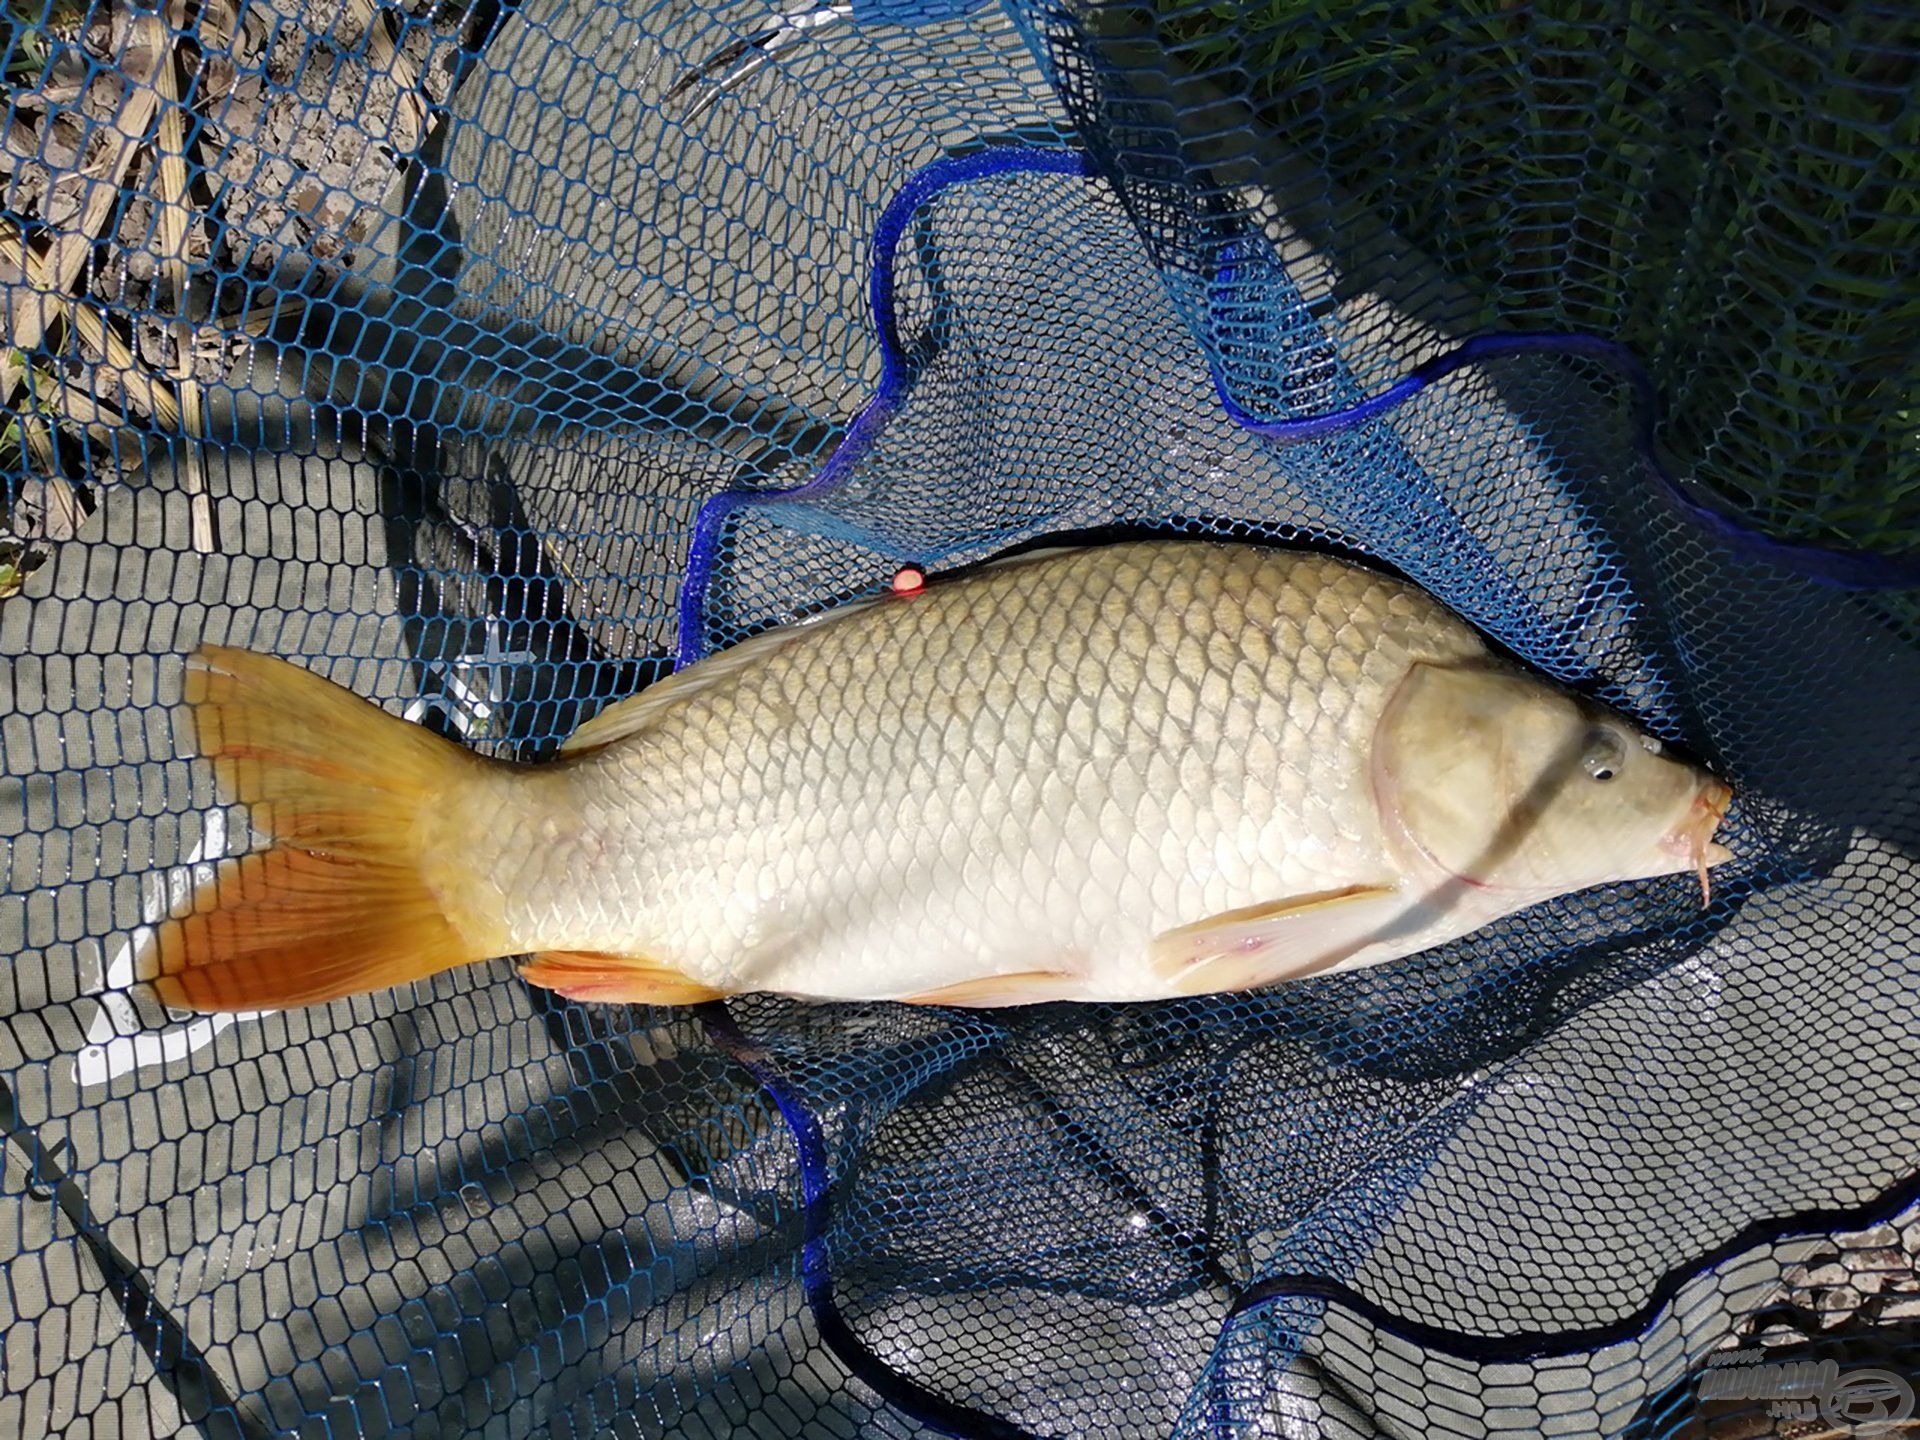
[2,0,1917,1436]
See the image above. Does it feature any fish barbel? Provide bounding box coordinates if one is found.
[146,542,1732,1011]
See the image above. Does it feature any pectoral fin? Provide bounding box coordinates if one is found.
[1149,884,1401,996]
[520,950,729,1005]
[899,969,1080,1007]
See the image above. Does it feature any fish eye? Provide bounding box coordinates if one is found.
[1582,727,1627,782]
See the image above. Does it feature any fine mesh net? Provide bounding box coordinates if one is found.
[3,1,1918,1437]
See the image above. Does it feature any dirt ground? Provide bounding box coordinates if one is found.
[0,0,463,586]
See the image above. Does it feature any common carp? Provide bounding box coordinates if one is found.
[146,541,1731,1011]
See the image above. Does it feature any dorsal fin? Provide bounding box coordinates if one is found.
[559,624,814,754]
[560,588,907,755]
[960,544,1083,575]
[560,546,1090,756]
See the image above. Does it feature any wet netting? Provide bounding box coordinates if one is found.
[3,0,1919,1436]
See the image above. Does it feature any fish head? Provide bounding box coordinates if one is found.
[1373,661,1733,904]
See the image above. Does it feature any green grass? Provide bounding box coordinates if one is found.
[2,0,83,85]
[3,26,43,84]
[1154,0,1920,558]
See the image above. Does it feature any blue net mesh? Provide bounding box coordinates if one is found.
[3,0,1919,1435]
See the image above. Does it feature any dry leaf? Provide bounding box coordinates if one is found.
[199,0,239,48]
[200,51,238,100]
[5,119,48,163]
[65,303,181,428]
[0,541,44,601]
[11,473,91,543]
[19,410,55,474]
[38,364,122,430]
[9,12,165,355]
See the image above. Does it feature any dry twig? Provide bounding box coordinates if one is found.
[151,5,212,551]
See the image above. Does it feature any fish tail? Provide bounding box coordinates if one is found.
[144,645,497,1012]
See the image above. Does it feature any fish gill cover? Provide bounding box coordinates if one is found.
[1,0,1918,1436]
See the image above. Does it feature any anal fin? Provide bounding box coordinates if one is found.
[899,970,1079,1007]
[519,950,729,1006]
[1149,884,1401,997]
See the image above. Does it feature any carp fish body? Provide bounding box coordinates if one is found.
[147,542,1731,1011]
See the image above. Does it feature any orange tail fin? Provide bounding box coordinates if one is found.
[144,645,497,1012]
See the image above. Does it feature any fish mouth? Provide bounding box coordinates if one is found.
[1662,777,1733,907]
